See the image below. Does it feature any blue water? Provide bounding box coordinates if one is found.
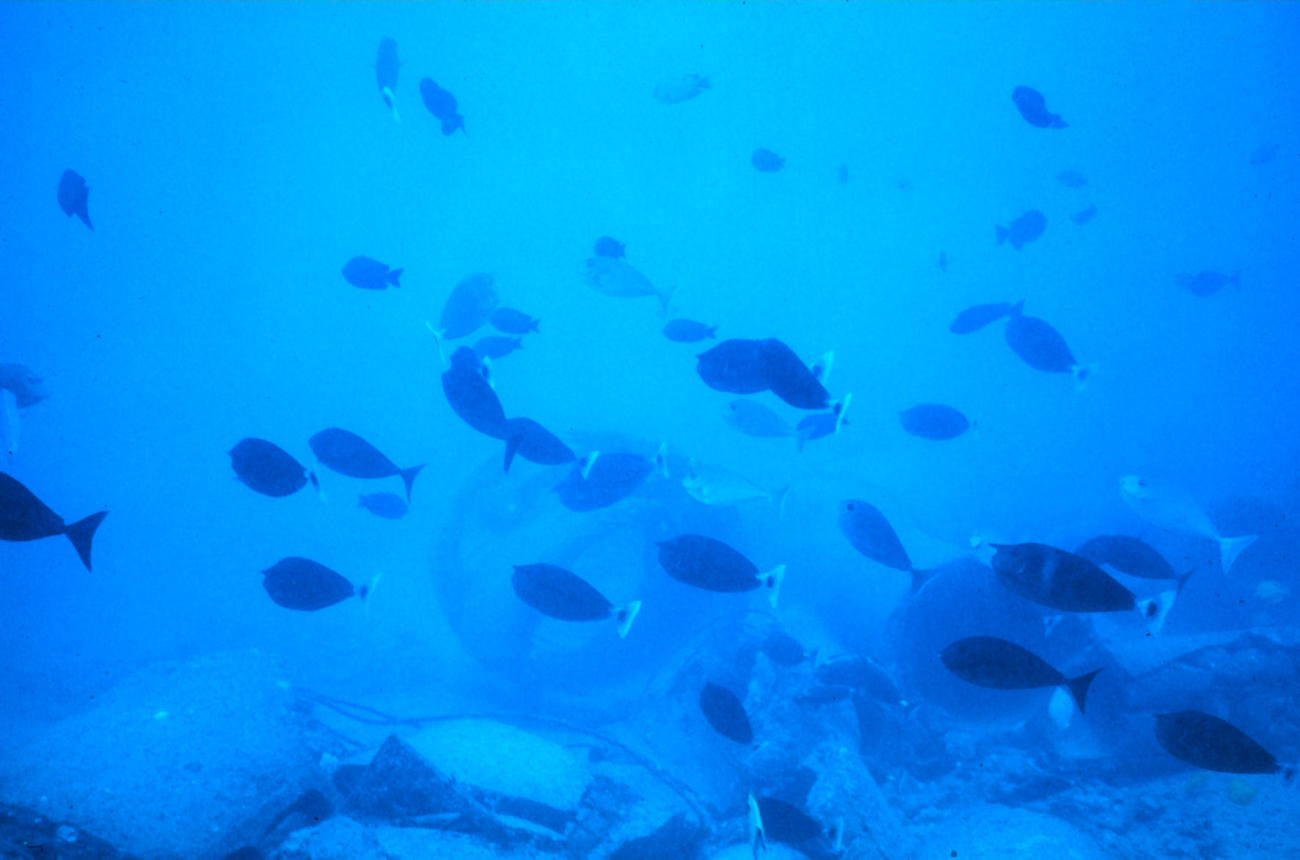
[2,3,1298,858]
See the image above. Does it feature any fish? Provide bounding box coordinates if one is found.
[419,77,464,135]
[1119,475,1258,574]
[761,339,831,410]
[795,395,851,452]
[553,445,665,512]
[593,236,626,258]
[264,789,333,836]
[657,534,785,606]
[1012,86,1068,129]
[57,169,93,230]
[1057,170,1088,188]
[748,794,766,859]
[662,319,717,343]
[751,149,785,172]
[837,500,938,594]
[308,428,423,501]
[438,273,498,341]
[582,257,673,314]
[1074,535,1179,582]
[0,364,50,409]
[995,209,1046,250]
[358,492,408,520]
[761,630,809,667]
[814,655,902,704]
[441,347,508,439]
[376,37,401,122]
[502,417,575,473]
[1004,301,1091,382]
[898,403,971,440]
[940,636,1101,713]
[1154,711,1280,775]
[682,461,781,508]
[341,256,403,290]
[0,472,107,571]
[753,797,821,844]
[698,682,752,744]
[949,302,1014,334]
[1177,270,1240,297]
[472,335,523,361]
[698,340,769,395]
[1249,142,1279,166]
[723,399,796,438]
[489,307,540,334]
[511,563,641,638]
[653,74,710,105]
[1069,205,1097,225]
[229,438,316,498]
[262,557,368,611]
[990,542,1174,632]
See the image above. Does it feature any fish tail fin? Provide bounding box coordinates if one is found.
[1009,299,1025,317]
[795,425,811,453]
[996,225,1009,245]
[399,464,424,500]
[311,470,328,504]
[1139,589,1178,635]
[747,793,766,860]
[813,351,835,385]
[64,510,108,572]
[706,326,717,339]
[657,283,677,318]
[909,567,940,595]
[772,485,791,518]
[424,321,448,367]
[531,320,541,333]
[388,268,403,288]
[1219,534,1258,575]
[503,433,523,473]
[579,450,600,480]
[654,441,669,479]
[764,564,786,608]
[360,574,382,616]
[834,393,852,433]
[615,600,642,639]
[1064,668,1102,714]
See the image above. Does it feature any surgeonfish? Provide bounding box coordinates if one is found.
[57,169,93,230]
[698,682,753,744]
[0,472,108,571]
[229,438,317,498]
[489,307,540,334]
[553,445,666,512]
[1119,475,1258,575]
[441,347,508,439]
[949,302,1015,334]
[898,403,971,440]
[1011,86,1068,129]
[419,77,464,134]
[261,557,370,611]
[657,534,785,607]
[510,563,640,637]
[698,340,770,396]
[940,635,1102,713]
[342,256,403,290]
[582,257,674,315]
[795,395,851,451]
[358,492,408,520]
[308,428,424,500]
[1074,535,1180,582]
[1153,711,1282,775]
[502,417,575,473]
[1004,301,1092,383]
[472,335,523,361]
[996,210,1046,250]
[837,500,940,594]
[437,273,499,341]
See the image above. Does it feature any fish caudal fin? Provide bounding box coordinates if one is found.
[1139,589,1178,635]
[1218,534,1258,575]
[813,351,835,385]
[311,470,327,504]
[425,322,448,367]
[764,564,787,609]
[910,567,940,595]
[772,485,791,518]
[1064,668,1102,714]
[65,510,108,571]
[503,434,523,473]
[360,574,382,617]
[616,600,642,639]
[579,451,600,480]
[657,283,677,319]
[399,464,424,501]
[747,793,766,860]
[387,268,403,288]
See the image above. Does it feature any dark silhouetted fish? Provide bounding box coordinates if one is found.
[57,169,93,230]
[229,438,315,498]
[441,347,508,439]
[662,319,717,343]
[489,307,539,334]
[594,236,626,258]
[657,534,784,606]
[1249,142,1278,166]
[898,404,970,440]
[376,37,401,121]
[342,256,402,290]
[473,335,523,361]
[1004,302,1090,381]
[502,417,575,473]
[264,789,333,835]
[1153,711,1280,775]
[837,500,937,593]
[654,74,710,105]
[814,655,902,704]
[1075,535,1178,582]
[419,77,464,135]
[949,302,1014,334]
[761,339,830,410]
[0,364,50,409]
[754,797,820,844]
[511,563,640,637]
[262,557,367,611]
[553,447,663,512]
[583,257,674,313]
[438,273,498,340]
[1057,170,1088,188]
[751,149,785,172]
[0,473,107,571]
[358,492,408,520]
[1177,270,1239,297]
[697,339,769,395]
[762,630,809,667]
[699,682,753,744]
[1012,86,1067,129]
[309,428,423,501]
[941,636,1101,713]
[990,542,1173,632]
[1069,205,1097,225]
[996,210,1046,250]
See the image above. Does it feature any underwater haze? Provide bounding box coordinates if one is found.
[2,3,1299,859]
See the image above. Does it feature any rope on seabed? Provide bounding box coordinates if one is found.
[306,691,715,832]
